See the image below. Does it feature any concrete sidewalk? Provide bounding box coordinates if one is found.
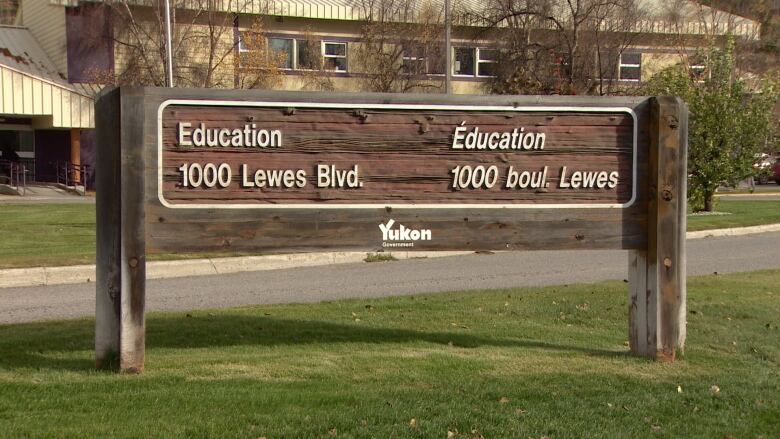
[2,223,779,289]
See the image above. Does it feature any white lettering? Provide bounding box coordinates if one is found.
[180,122,283,148]
[379,219,431,244]
[177,122,192,146]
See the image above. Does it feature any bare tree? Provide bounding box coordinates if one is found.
[237,18,286,89]
[656,0,769,86]
[88,0,258,88]
[353,0,446,93]
[294,29,337,92]
[473,0,646,95]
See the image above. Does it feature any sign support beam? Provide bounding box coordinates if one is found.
[628,96,687,360]
[96,88,146,373]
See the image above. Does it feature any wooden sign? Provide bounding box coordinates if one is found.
[158,101,635,209]
[96,88,687,372]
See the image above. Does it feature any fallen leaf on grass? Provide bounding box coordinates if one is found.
[499,396,510,404]
[409,418,418,430]
[677,385,683,393]
[447,430,457,438]
[515,408,527,416]
[711,385,721,395]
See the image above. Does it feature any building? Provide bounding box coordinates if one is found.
[0,23,93,189]
[0,0,761,186]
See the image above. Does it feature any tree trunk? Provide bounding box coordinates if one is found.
[703,189,715,212]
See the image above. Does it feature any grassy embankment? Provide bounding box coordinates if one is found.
[1,199,779,268]
[687,198,780,231]
[0,270,778,437]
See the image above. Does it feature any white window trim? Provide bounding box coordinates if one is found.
[294,39,317,71]
[618,52,641,82]
[237,36,249,68]
[476,48,497,78]
[401,53,425,74]
[321,41,348,73]
[453,47,497,78]
[401,50,445,76]
[239,35,348,72]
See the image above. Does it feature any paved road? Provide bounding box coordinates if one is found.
[2,232,779,324]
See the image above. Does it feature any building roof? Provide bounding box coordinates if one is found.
[52,0,760,39]
[0,24,93,128]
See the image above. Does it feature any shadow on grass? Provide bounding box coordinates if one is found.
[0,313,632,372]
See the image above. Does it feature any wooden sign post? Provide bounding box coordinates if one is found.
[96,87,687,372]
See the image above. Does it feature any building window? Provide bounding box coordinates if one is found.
[402,44,446,75]
[477,48,497,77]
[402,45,426,75]
[239,35,348,72]
[689,54,707,83]
[268,38,293,69]
[454,47,474,76]
[238,36,250,67]
[322,41,347,72]
[296,40,318,70]
[454,47,497,77]
[619,52,641,82]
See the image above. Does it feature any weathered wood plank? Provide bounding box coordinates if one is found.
[655,97,686,361]
[95,87,121,370]
[677,103,689,351]
[119,89,147,373]
[95,88,147,373]
[628,250,648,355]
[632,96,686,361]
[138,91,653,253]
[159,105,636,207]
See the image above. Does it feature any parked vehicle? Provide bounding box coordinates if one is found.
[773,159,780,185]
[754,153,774,184]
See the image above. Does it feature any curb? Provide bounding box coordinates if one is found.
[2,223,779,289]
[715,192,780,197]
[0,251,472,289]
[685,223,780,239]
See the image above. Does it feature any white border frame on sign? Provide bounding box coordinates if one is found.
[157,100,638,209]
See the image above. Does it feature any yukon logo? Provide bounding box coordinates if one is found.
[379,219,431,248]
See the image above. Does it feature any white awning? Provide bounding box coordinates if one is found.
[0,25,94,129]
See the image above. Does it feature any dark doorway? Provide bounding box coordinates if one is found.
[34,130,71,183]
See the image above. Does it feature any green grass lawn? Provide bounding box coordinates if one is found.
[1,200,779,268]
[0,204,95,268]
[1,270,778,438]
[687,199,780,231]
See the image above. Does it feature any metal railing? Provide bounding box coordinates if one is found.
[56,161,90,191]
[0,159,28,195]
